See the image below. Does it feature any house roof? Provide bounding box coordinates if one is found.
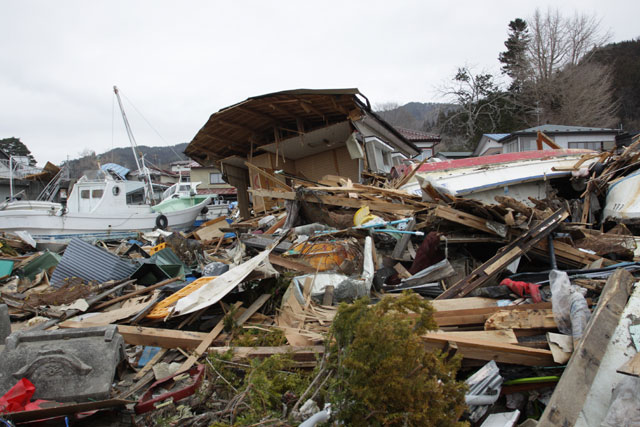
[484,133,510,141]
[395,127,441,142]
[185,88,419,164]
[500,124,619,144]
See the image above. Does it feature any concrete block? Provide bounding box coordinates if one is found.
[0,325,125,402]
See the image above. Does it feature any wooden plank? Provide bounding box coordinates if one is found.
[485,309,557,330]
[538,268,634,426]
[437,209,568,299]
[430,297,499,312]
[432,205,505,237]
[268,254,316,274]
[427,330,518,344]
[432,302,554,327]
[59,321,209,349]
[208,345,324,363]
[617,352,640,377]
[134,348,168,380]
[393,263,412,279]
[422,334,555,366]
[322,285,334,306]
[245,161,292,191]
[392,218,416,259]
[176,301,244,374]
[248,189,417,216]
[531,238,615,267]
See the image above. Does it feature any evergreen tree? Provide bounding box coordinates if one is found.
[498,18,531,92]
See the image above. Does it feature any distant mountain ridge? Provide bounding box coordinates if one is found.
[375,102,457,132]
[65,143,188,179]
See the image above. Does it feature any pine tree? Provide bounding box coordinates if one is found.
[498,18,531,92]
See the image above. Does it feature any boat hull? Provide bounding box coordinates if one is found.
[603,171,640,222]
[401,149,596,205]
[0,198,210,247]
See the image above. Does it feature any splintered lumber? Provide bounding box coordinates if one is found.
[538,268,634,426]
[193,216,228,241]
[422,334,555,366]
[485,308,557,330]
[268,254,317,274]
[531,238,616,268]
[392,218,416,259]
[431,205,507,237]
[92,277,181,311]
[248,188,417,216]
[436,208,569,300]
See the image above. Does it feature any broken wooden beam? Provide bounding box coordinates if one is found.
[436,208,569,300]
[248,188,417,216]
[431,205,507,237]
[422,334,555,366]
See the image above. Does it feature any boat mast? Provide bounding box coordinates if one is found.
[113,86,155,204]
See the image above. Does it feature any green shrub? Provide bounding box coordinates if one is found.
[327,292,468,426]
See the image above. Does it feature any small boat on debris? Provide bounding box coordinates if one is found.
[401,149,597,205]
[0,170,210,248]
[157,181,231,221]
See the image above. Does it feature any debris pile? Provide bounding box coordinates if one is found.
[2,141,640,425]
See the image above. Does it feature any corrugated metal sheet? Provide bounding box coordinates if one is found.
[50,238,137,287]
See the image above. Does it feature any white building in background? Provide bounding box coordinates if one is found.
[499,125,619,153]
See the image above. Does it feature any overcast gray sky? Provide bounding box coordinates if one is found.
[1,0,638,165]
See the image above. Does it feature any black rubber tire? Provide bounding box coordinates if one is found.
[200,206,209,215]
[155,214,168,230]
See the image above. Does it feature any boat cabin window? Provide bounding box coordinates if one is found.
[81,190,90,199]
[92,189,104,198]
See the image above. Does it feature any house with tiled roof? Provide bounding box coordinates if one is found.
[395,127,441,160]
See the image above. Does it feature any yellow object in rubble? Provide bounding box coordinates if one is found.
[148,242,167,256]
[146,276,217,319]
[353,206,380,227]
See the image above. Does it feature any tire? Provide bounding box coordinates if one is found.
[200,206,209,215]
[155,214,168,230]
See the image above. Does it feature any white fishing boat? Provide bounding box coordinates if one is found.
[0,170,210,247]
[400,149,597,205]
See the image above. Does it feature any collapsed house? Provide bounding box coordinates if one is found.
[185,88,419,218]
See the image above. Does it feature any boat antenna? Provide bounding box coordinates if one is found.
[113,85,155,203]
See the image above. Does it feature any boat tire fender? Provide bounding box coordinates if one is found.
[156,214,168,230]
[200,206,208,215]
